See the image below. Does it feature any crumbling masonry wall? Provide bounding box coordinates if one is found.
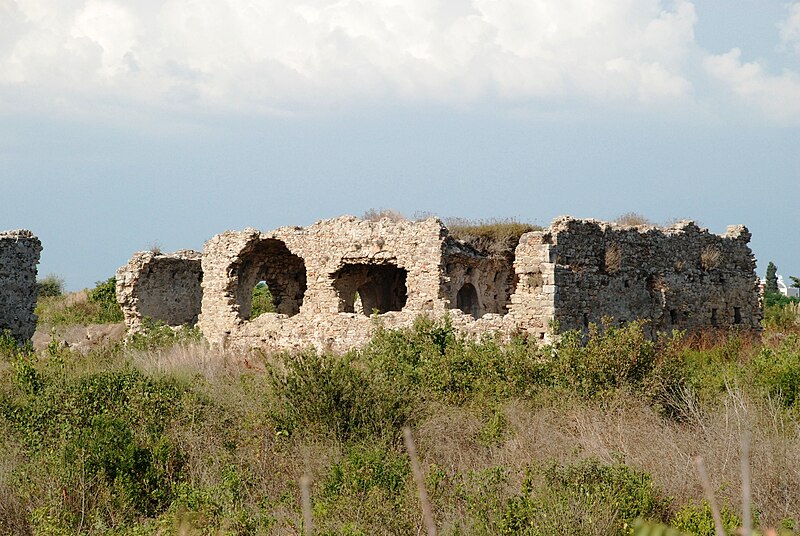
[510,217,761,338]
[0,230,42,342]
[116,250,203,331]
[196,217,510,352]
[117,215,761,353]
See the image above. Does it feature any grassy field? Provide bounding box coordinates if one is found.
[2,290,800,534]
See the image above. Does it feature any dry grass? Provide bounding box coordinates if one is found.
[414,391,800,529]
[445,217,541,257]
[362,208,406,222]
[604,243,623,274]
[701,246,722,271]
[615,212,655,227]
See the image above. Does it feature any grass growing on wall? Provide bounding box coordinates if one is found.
[1,304,800,534]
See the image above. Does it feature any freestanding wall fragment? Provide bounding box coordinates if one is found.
[116,250,203,331]
[0,230,42,342]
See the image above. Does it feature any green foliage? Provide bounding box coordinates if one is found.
[270,349,414,442]
[670,500,742,535]
[87,277,124,323]
[321,445,409,499]
[764,292,800,308]
[0,329,34,360]
[750,340,800,407]
[0,363,189,528]
[251,281,275,318]
[37,274,64,298]
[500,458,669,535]
[549,320,686,406]
[766,261,779,295]
[763,301,800,332]
[36,277,124,326]
[126,318,202,352]
[315,444,412,534]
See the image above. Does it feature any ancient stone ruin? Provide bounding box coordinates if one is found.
[116,250,203,331]
[116,215,761,352]
[0,230,42,342]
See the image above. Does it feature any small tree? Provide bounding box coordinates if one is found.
[765,261,779,294]
[791,276,800,289]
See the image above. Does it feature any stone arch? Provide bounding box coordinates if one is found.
[333,262,408,315]
[456,282,480,319]
[235,238,307,320]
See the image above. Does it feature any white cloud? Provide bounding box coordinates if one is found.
[779,2,800,56]
[704,48,800,123]
[0,0,698,114]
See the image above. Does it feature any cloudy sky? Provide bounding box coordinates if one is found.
[1,0,798,289]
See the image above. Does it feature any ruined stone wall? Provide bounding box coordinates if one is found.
[525,217,761,336]
[118,214,760,354]
[0,230,42,342]
[116,250,203,330]
[196,216,511,352]
[442,241,516,319]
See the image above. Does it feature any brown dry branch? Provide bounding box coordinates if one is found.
[404,426,437,536]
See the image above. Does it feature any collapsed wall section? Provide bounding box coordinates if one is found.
[0,230,42,342]
[538,217,761,335]
[116,250,203,330]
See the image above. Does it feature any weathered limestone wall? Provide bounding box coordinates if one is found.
[527,217,761,336]
[116,250,203,330]
[0,230,42,342]
[442,240,516,319]
[197,216,510,352]
[119,214,760,353]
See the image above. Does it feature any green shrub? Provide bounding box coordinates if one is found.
[269,350,413,442]
[1,329,34,360]
[763,301,800,332]
[36,278,124,326]
[315,444,412,534]
[549,320,686,404]
[87,277,124,323]
[251,282,276,318]
[126,318,202,352]
[0,364,190,529]
[670,500,742,535]
[362,317,546,406]
[749,340,800,408]
[501,458,669,535]
[37,274,64,298]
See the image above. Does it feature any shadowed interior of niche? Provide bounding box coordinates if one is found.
[333,262,408,315]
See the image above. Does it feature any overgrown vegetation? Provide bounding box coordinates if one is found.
[251,282,276,319]
[444,217,542,257]
[35,277,124,326]
[2,300,800,534]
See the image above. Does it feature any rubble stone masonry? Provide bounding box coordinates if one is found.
[0,230,42,342]
[116,215,761,353]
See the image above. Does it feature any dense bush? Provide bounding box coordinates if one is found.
[251,282,276,318]
[36,277,124,326]
[36,274,64,298]
[501,458,668,535]
[3,309,800,533]
[1,358,191,530]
